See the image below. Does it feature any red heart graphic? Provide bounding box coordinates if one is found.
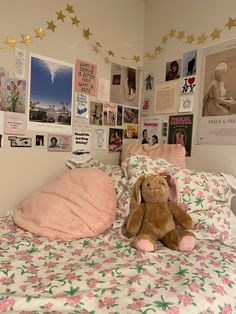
[188,77,195,85]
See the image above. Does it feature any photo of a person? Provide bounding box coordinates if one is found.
[35,135,44,147]
[175,129,185,146]
[90,101,103,125]
[202,61,236,116]
[142,129,150,144]
[109,128,123,152]
[166,60,181,81]
[49,136,60,148]
[151,135,158,145]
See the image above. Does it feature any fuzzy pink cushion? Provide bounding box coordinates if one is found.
[13,168,116,240]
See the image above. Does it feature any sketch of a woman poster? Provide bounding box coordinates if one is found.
[202,61,236,116]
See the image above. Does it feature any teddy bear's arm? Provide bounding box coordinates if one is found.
[126,204,146,235]
[169,202,194,230]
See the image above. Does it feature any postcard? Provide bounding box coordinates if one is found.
[48,134,72,152]
[74,93,89,118]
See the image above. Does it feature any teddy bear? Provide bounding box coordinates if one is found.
[125,173,196,252]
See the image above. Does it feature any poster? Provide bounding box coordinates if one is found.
[1,77,26,113]
[197,39,236,145]
[124,124,139,139]
[108,128,123,152]
[90,101,103,125]
[154,82,177,114]
[103,103,116,126]
[47,134,72,152]
[116,105,123,126]
[15,47,26,79]
[123,107,139,124]
[28,53,73,134]
[140,117,167,145]
[74,93,89,118]
[74,59,97,96]
[179,94,194,113]
[73,131,90,155]
[0,67,9,102]
[94,127,107,150]
[141,72,155,115]
[168,114,193,156]
[110,63,140,107]
[165,59,181,81]
[182,49,197,77]
[4,112,26,135]
[8,136,32,147]
[97,78,110,102]
[35,134,45,148]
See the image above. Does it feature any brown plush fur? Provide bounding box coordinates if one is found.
[126,174,195,251]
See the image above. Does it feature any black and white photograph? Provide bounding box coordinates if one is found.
[35,134,45,147]
[90,101,103,125]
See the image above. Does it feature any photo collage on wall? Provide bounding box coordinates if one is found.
[0,52,140,153]
[140,49,198,156]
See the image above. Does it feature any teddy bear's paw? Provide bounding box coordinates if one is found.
[179,235,195,251]
[135,239,155,252]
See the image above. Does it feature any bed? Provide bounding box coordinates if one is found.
[0,144,236,313]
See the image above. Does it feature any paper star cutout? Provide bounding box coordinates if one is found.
[211,28,221,40]
[177,31,185,40]
[162,35,168,44]
[56,10,66,22]
[71,16,80,26]
[107,49,114,56]
[225,17,236,30]
[5,37,16,47]
[144,52,152,60]
[21,34,32,45]
[93,44,100,54]
[154,45,163,54]
[169,28,176,38]
[95,41,102,48]
[197,33,207,44]
[47,21,57,32]
[83,28,92,39]
[65,4,74,14]
[132,55,141,63]
[186,34,195,44]
[35,28,46,39]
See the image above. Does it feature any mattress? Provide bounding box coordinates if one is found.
[0,215,235,313]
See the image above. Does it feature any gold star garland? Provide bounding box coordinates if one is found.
[2,4,236,64]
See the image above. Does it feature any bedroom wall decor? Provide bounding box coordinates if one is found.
[28,53,73,134]
[2,3,236,65]
[197,38,236,145]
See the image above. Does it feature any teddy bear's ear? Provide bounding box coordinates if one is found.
[159,172,180,204]
[131,176,145,210]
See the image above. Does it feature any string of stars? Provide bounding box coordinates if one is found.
[1,3,236,64]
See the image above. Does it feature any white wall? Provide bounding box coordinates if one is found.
[0,0,145,215]
[143,0,236,176]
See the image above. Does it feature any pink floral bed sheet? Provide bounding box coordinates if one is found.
[0,215,236,314]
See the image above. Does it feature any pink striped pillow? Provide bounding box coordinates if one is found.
[121,144,186,168]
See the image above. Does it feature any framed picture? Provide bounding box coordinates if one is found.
[197,38,236,145]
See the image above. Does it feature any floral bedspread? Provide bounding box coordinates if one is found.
[0,215,236,313]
